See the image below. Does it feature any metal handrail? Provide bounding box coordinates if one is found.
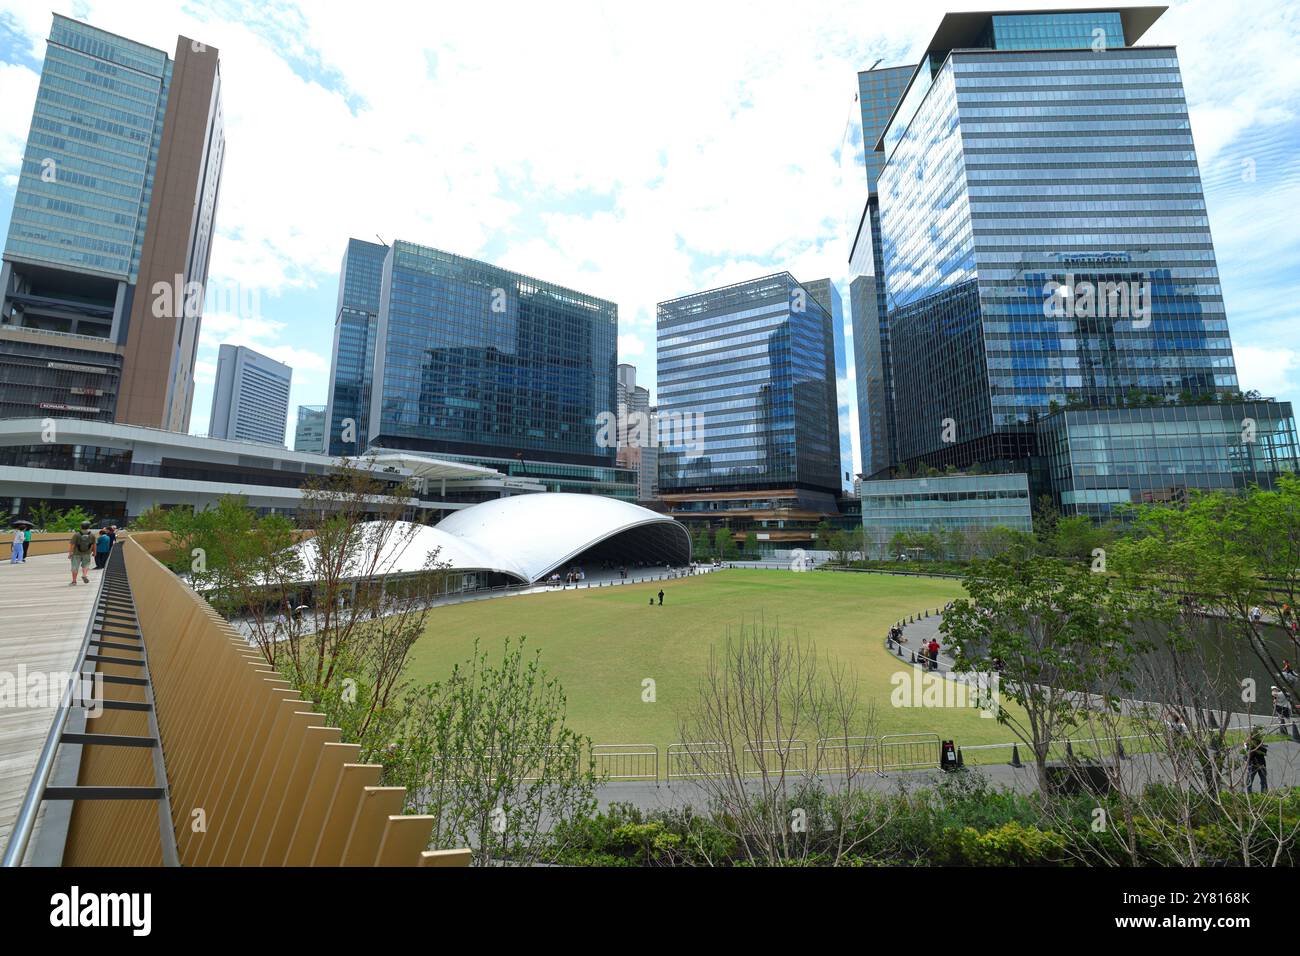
[1,549,108,867]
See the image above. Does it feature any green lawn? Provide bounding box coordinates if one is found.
[405,569,1046,755]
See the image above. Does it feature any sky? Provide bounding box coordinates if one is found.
[0,0,1297,467]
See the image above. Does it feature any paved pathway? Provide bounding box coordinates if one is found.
[896,611,1300,730]
[594,740,1300,814]
[0,550,102,848]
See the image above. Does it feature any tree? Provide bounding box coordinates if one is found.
[1032,494,1060,544]
[27,501,62,531]
[1111,477,1300,717]
[175,461,451,748]
[942,555,1142,792]
[129,504,171,531]
[1049,514,1114,561]
[692,527,713,560]
[713,527,735,560]
[393,638,597,866]
[674,620,886,865]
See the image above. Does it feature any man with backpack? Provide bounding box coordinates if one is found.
[1244,729,1268,793]
[68,521,95,585]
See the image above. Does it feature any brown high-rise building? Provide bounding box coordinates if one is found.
[0,15,224,430]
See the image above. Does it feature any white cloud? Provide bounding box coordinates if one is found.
[617,333,646,359]
[0,62,37,173]
[1235,345,1299,401]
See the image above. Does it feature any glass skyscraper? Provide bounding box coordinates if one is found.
[876,7,1238,471]
[847,64,915,479]
[657,273,840,495]
[324,238,632,496]
[0,14,224,430]
[324,238,386,455]
[848,7,1295,520]
[803,277,850,489]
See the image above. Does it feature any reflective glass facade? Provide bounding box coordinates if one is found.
[980,12,1125,51]
[5,15,171,281]
[325,238,386,455]
[849,65,914,480]
[368,240,618,468]
[657,273,840,493]
[804,277,850,488]
[878,30,1239,470]
[857,65,915,195]
[1039,402,1299,519]
[860,472,1032,534]
[293,404,327,454]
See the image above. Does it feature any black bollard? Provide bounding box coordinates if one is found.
[1066,741,1075,760]
[1117,738,1126,759]
[1207,711,1219,730]
[1291,722,1300,744]
[1010,743,1023,768]
[956,747,964,769]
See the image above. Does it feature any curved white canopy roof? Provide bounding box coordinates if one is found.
[287,493,689,585]
[436,493,689,582]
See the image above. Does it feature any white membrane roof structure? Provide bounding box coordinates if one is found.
[290,493,691,585]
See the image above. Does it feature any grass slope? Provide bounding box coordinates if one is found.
[405,569,1041,753]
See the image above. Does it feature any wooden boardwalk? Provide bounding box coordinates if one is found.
[0,550,102,850]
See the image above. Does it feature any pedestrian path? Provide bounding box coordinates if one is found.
[0,551,102,848]
[895,612,1298,737]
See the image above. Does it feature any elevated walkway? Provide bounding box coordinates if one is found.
[0,550,103,849]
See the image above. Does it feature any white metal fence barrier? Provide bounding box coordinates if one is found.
[879,733,942,773]
[815,736,882,775]
[666,741,732,780]
[593,744,659,782]
[741,739,809,776]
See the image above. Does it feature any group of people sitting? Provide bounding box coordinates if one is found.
[547,567,586,587]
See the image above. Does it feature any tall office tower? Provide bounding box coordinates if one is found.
[802,278,850,490]
[640,406,659,502]
[293,404,327,453]
[0,14,223,429]
[324,238,387,455]
[657,273,841,529]
[208,344,291,446]
[877,7,1238,472]
[846,65,915,479]
[324,239,632,496]
[615,363,657,500]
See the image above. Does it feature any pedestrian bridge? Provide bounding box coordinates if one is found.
[1,539,468,867]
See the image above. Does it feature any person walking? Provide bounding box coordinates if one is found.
[928,638,941,671]
[1244,729,1268,793]
[21,527,31,561]
[1270,686,1292,732]
[657,589,664,606]
[9,527,22,564]
[68,521,95,584]
[94,527,112,569]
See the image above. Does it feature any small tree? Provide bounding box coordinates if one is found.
[674,620,886,865]
[27,501,62,531]
[943,555,1142,792]
[394,638,597,866]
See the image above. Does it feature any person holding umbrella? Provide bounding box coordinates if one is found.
[10,519,34,562]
